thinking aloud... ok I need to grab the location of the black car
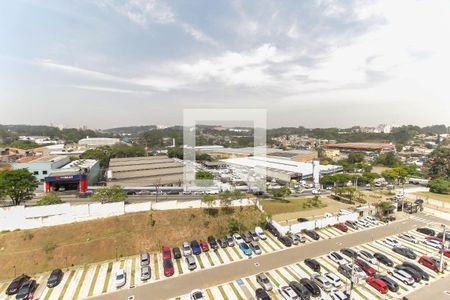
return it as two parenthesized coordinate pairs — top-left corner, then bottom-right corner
(345, 220), (358, 230)
(242, 232), (253, 243)
(266, 223), (280, 237)
(255, 288), (271, 300)
(299, 278), (321, 297)
(374, 252), (394, 267)
(297, 218), (309, 223)
(304, 230), (320, 240)
(47, 269), (63, 288)
(402, 262), (430, 281)
(207, 236), (219, 251)
(172, 247), (182, 259)
(304, 258), (321, 272)
(395, 265), (422, 283)
(6, 274), (30, 295)
(374, 274), (399, 292)
(437, 232), (450, 240)
(417, 227), (435, 236)
(340, 248), (357, 258)
(289, 281), (311, 300)
(278, 235), (293, 247)
(218, 237), (228, 248)
(15, 279), (36, 300)
(393, 246), (417, 259)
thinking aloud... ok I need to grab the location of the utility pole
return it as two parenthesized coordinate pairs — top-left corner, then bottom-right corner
(349, 256), (356, 299)
(440, 224), (446, 273)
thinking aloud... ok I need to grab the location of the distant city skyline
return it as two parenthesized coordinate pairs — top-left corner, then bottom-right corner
(1, 0), (449, 128)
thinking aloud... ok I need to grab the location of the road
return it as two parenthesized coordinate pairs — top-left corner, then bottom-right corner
(90, 216), (428, 300)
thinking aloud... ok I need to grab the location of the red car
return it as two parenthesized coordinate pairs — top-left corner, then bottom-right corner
(162, 258), (174, 277)
(439, 249), (450, 258)
(200, 241), (209, 252)
(366, 276), (388, 294)
(356, 259), (376, 276)
(334, 223), (348, 232)
(425, 236), (442, 242)
(419, 256), (445, 272)
(162, 246), (172, 260)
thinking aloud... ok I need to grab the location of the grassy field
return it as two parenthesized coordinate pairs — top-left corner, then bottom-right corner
(413, 192), (450, 203)
(261, 197), (327, 215)
(0, 207), (264, 280)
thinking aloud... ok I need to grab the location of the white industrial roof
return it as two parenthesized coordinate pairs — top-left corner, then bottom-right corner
(61, 159), (98, 169)
(221, 156), (342, 177)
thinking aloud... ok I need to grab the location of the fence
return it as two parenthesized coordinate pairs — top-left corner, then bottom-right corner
(0, 199), (254, 231)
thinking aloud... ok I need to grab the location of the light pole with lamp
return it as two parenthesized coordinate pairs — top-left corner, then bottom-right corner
(440, 224), (447, 273)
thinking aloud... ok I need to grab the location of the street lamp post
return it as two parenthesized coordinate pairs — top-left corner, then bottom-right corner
(13, 265), (16, 278)
(440, 224), (446, 273)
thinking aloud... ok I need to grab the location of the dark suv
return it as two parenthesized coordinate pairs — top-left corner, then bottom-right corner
(416, 227), (435, 236)
(6, 274), (30, 295)
(299, 278), (321, 297)
(207, 236), (219, 251)
(393, 246), (417, 259)
(289, 281), (310, 300)
(15, 279), (36, 300)
(47, 269), (64, 288)
(266, 223), (280, 237)
(304, 258), (321, 272)
(304, 230), (320, 240)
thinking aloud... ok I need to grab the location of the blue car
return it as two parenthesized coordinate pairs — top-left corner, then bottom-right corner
(239, 242), (253, 256)
(191, 240), (201, 255)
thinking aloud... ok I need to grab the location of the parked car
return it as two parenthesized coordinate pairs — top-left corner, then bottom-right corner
(226, 235), (235, 247)
(402, 261), (430, 281)
(328, 251), (347, 265)
(256, 273), (273, 291)
(345, 220), (358, 230)
(249, 241), (262, 255)
(299, 278), (321, 298)
(297, 217), (309, 223)
(249, 230), (260, 241)
(437, 232), (450, 240)
(218, 237), (228, 248)
(293, 234), (305, 243)
(233, 233), (244, 244)
(355, 259), (376, 276)
(416, 227), (435, 236)
(439, 249), (450, 258)
(366, 276), (388, 294)
(334, 223), (348, 232)
(358, 250), (377, 264)
(395, 265), (422, 283)
(311, 273), (332, 292)
(393, 246), (417, 259)
(162, 246), (172, 259)
(200, 241), (209, 252)
(356, 219), (368, 228)
(207, 236), (219, 250)
(304, 230), (320, 240)
(239, 242), (253, 256)
(324, 272), (342, 288)
(47, 269), (63, 288)
(242, 232), (253, 243)
(365, 216), (378, 225)
(140, 265), (151, 281)
(384, 237), (401, 247)
(191, 240), (201, 255)
(289, 234), (299, 245)
(399, 233), (418, 244)
(340, 248), (357, 258)
(422, 239), (442, 249)
(255, 226), (268, 240)
(172, 247), (182, 259)
(6, 274), (30, 295)
(115, 269), (126, 288)
(255, 288), (272, 300)
(418, 256), (445, 272)
(190, 289), (206, 300)
(140, 252), (150, 266)
(163, 258), (174, 277)
(266, 223), (280, 237)
(288, 281), (310, 300)
(15, 279), (36, 300)
(278, 286), (300, 300)
(304, 258), (321, 272)
(329, 289), (350, 300)
(278, 236), (293, 247)
(185, 255), (197, 270)
(182, 242), (192, 256)
(337, 264), (366, 281)
(373, 274), (399, 292)
(373, 252), (394, 267)
(388, 269), (415, 285)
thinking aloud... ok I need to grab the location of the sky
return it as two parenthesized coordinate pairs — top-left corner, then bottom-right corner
(0, 0), (449, 129)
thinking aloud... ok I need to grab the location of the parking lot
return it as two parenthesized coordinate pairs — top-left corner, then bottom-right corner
(172, 218), (450, 300)
(0, 215), (387, 300)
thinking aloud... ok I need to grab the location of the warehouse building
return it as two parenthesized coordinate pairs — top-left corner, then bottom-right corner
(12, 155), (71, 182)
(78, 137), (121, 148)
(107, 156), (183, 187)
(322, 142), (395, 154)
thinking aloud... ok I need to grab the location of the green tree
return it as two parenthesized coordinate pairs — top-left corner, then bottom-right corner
(424, 148), (450, 179)
(428, 177), (450, 194)
(270, 186), (291, 198)
(0, 169), (38, 205)
(37, 191), (62, 206)
(91, 185), (127, 203)
(348, 152), (365, 163)
(196, 170), (214, 180)
(381, 169), (399, 183)
(201, 194), (216, 210)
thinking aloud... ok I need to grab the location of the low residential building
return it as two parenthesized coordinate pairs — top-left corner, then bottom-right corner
(12, 155), (71, 182)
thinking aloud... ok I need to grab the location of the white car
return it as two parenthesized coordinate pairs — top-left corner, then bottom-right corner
(233, 233), (244, 244)
(328, 251), (347, 265)
(422, 239), (442, 249)
(311, 273), (333, 292)
(324, 272), (342, 288)
(384, 237), (401, 247)
(356, 219), (368, 228)
(190, 289), (206, 300)
(330, 288), (349, 300)
(364, 217), (378, 226)
(389, 269), (415, 285)
(312, 189), (321, 195)
(338, 209), (352, 216)
(115, 269), (126, 288)
(353, 265), (368, 280)
(279, 286), (299, 300)
(293, 234), (306, 243)
(358, 250), (377, 264)
(399, 233), (418, 244)
(255, 227), (267, 240)
(182, 242), (192, 256)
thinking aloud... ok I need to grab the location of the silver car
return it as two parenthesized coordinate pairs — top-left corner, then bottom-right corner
(226, 235), (235, 247)
(186, 255), (197, 270)
(256, 273), (273, 291)
(249, 241), (262, 255)
(182, 242), (192, 256)
(140, 252), (150, 266)
(140, 265), (151, 281)
(311, 272), (333, 292)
